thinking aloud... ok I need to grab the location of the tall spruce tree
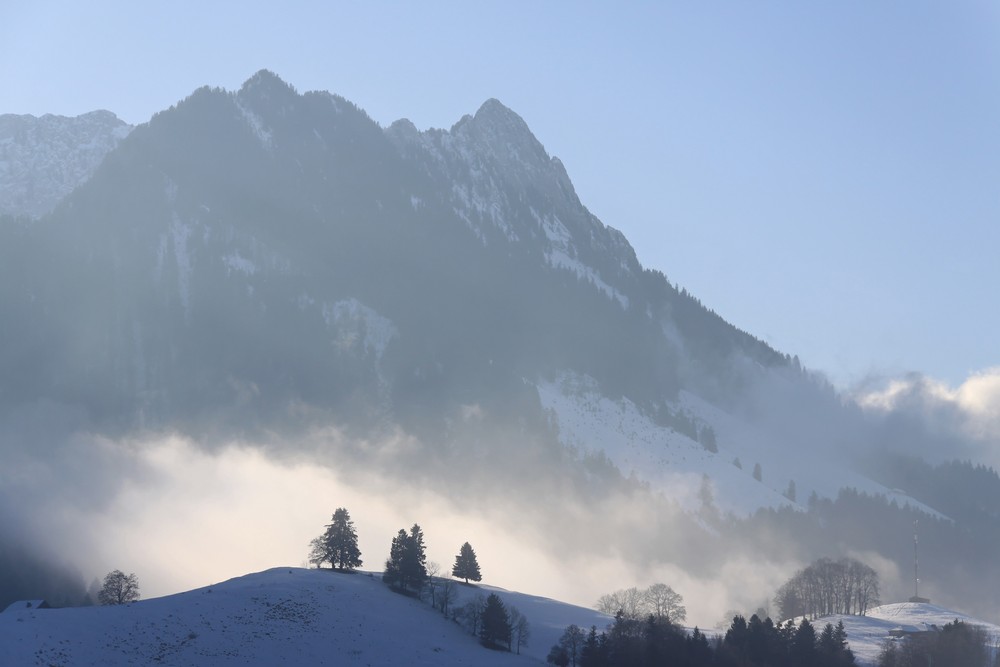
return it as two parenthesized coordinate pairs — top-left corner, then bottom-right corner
(383, 529), (408, 590)
(452, 541), (482, 583)
(480, 593), (512, 650)
(383, 523), (427, 594)
(309, 507), (362, 571)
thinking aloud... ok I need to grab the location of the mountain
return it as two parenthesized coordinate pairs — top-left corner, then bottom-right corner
(3, 71), (1000, 620)
(0, 110), (132, 218)
(0, 71), (809, 438)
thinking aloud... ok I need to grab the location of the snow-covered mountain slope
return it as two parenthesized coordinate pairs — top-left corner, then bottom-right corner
(538, 372), (945, 519)
(0, 110), (132, 218)
(386, 99), (639, 311)
(0, 567), (609, 666)
(819, 602), (1000, 666)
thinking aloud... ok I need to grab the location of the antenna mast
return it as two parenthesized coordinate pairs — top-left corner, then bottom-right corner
(909, 519), (930, 603)
(913, 519), (919, 599)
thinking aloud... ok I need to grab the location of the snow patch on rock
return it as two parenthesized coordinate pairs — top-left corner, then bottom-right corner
(236, 101), (273, 150)
(322, 298), (397, 362)
(222, 251), (256, 277)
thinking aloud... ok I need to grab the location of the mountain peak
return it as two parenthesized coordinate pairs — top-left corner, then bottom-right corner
(471, 98), (531, 134)
(241, 69), (290, 89)
(476, 97), (514, 116)
(238, 70), (297, 101)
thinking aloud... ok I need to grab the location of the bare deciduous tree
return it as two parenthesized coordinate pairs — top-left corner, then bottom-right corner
(595, 586), (645, 619)
(776, 557), (880, 619)
(509, 605), (530, 654)
(98, 569), (140, 606)
(596, 584), (687, 622)
(644, 583), (687, 622)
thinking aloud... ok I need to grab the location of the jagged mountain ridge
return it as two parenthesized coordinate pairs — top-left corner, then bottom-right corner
(0, 70), (796, 436)
(0, 110), (132, 218)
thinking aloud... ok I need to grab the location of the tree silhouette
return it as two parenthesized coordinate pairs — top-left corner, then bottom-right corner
(452, 541), (482, 583)
(309, 507), (362, 571)
(509, 605), (531, 654)
(383, 523), (427, 594)
(98, 570), (140, 605)
(480, 593), (512, 650)
(644, 583), (686, 622)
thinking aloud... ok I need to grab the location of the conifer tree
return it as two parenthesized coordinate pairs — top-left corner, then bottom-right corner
(383, 523), (427, 594)
(309, 507), (362, 571)
(407, 523), (428, 589)
(480, 593), (512, 650)
(792, 618), (817, 665)
(452, 541), (482, 583)
(383, 529), (408, 590)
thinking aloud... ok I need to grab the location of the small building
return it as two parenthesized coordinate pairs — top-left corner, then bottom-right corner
(888, 623), (939, 638)
(2, 600), (50, 613)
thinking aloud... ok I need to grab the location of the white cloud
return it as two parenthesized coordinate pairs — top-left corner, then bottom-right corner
(955, 368), (1000, 439)
(858, 367), (1000, 442)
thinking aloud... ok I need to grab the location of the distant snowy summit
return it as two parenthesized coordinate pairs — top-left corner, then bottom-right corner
(0, 110), (132, 218)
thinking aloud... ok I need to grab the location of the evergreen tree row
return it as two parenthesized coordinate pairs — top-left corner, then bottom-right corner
(877, 620), (993, 667)
(307, 509), (524, 655)
(305, 508), (483, 586)
(548, 613), (856, 667)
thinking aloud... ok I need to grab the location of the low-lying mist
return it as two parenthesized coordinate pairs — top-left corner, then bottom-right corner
(3, 367), (1000, 627)
(1, 407), (799, 628)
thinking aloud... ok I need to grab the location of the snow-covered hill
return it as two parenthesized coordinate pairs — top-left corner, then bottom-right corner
(0, 110), (132, 218)
(0, 567), (610, 666)
(5, 565), (994, 667)
(817, 602), (1000, 666)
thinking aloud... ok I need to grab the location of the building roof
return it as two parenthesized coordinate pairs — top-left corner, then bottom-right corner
(2, 600), (49, 613)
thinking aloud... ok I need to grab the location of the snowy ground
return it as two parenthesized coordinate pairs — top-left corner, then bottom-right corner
(537, 373), (945, 519)
(4, 566), (994, 667)
(809, 602), (1000, 666)
(0, 567), (609, 666)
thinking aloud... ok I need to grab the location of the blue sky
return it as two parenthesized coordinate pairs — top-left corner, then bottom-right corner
(3, 1), (998, 388)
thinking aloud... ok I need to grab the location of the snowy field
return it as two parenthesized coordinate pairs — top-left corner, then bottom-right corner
(3, 566), (996, 666)
(809, 602), (1000, 666)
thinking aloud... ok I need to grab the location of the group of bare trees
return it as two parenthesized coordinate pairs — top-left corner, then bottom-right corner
(595, 583), (687, 623)
(775, 557), (880, 620)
